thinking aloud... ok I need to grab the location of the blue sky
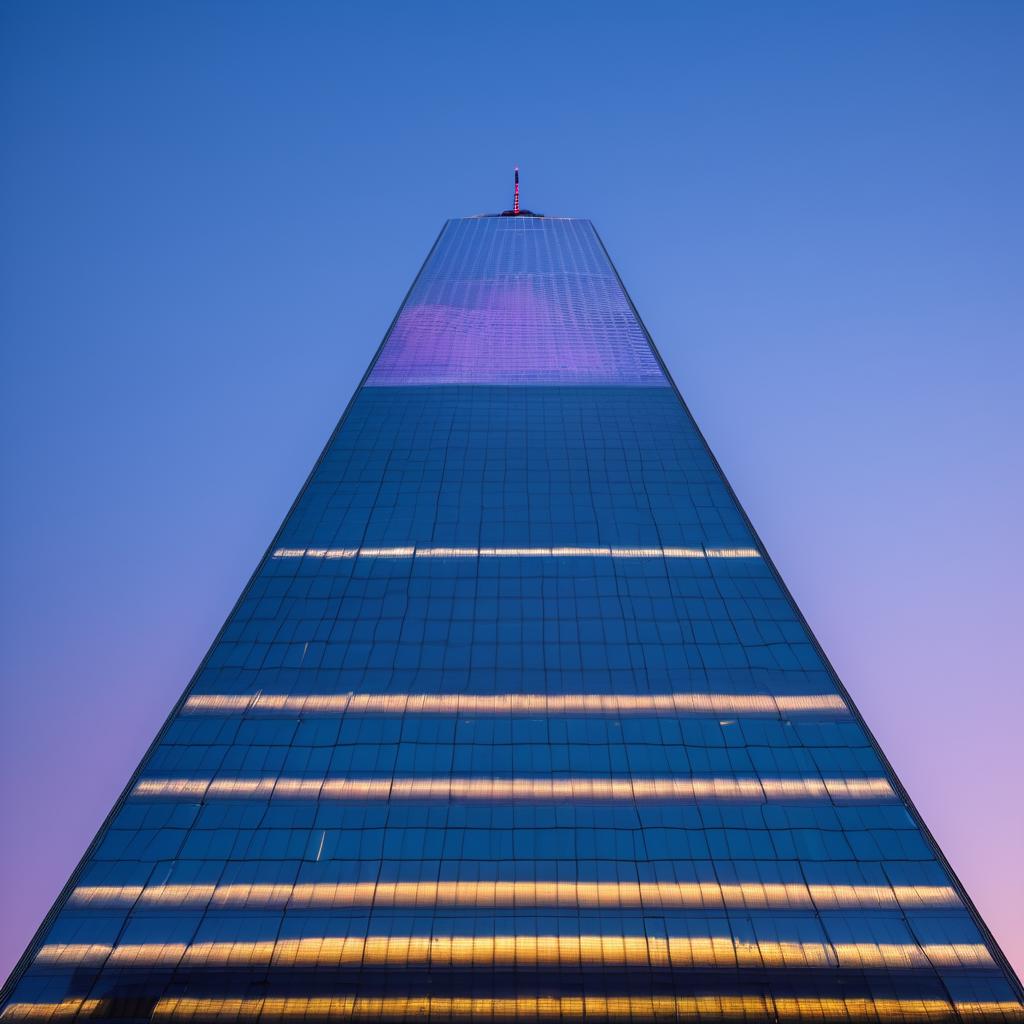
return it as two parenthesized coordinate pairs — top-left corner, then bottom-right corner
(1, 0), (1022, 979)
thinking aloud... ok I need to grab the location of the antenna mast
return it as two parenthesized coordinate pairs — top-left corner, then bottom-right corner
(499, 166), (539, 217)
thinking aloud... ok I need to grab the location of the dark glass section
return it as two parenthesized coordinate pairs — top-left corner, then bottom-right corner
(3, 217), (1020, 1023)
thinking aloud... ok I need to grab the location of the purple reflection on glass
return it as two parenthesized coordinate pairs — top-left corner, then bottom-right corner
(367, 217), (668, 387)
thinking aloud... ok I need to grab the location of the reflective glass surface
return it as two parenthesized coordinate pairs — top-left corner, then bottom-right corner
(3, 216), (1020, 1023)
(366, 218), (667, 386)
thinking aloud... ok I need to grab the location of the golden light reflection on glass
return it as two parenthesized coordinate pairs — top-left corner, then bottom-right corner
(68, 879), (960, 912)
(33, 935), (993, 971)
(5, 996), (1023, 1023)
(0, 1002), (104, 1021)
(131, 775), (894, 802)
(182, 692), (848, 717)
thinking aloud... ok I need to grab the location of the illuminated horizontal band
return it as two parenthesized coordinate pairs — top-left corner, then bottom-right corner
(69, 879), (960, 912)
(5, 996), (1022, 1023)
(183, 692), (848, 717)
(271, 546), (760, 560)
(132, 775), (894, 802)
(33, 935), (993, 971)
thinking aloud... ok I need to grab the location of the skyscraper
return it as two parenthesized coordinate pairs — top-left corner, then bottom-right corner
(3, 189), (1021, 1023)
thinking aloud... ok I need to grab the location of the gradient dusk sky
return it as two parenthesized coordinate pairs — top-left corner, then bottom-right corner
(1, 0), (1022, 982)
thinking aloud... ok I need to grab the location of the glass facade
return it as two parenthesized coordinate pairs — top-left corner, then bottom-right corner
(3, 214), (1020, 1023)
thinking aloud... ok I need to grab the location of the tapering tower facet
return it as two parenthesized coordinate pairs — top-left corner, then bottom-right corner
(3, 209), (1020, 1023)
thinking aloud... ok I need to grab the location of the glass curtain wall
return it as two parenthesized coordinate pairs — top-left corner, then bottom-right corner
(3, 215), (1021, 1023)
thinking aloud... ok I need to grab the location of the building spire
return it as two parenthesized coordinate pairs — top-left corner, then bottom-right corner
(498, 166), (540, 217)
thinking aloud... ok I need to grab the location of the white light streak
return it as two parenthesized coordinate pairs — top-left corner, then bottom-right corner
(182, 692), (848, 717)
(270, 546), (760, 561)
(131, 775), (894, 803)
